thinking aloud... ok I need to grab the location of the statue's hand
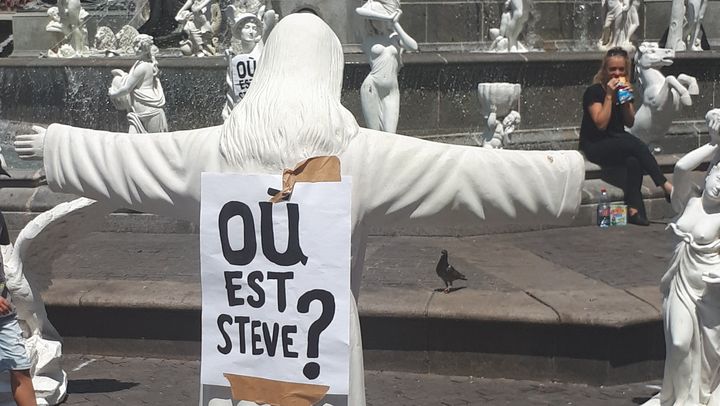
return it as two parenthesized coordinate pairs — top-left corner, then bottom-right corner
(392, 9), (402, 23)
(14, 125), (46, 161)
(706, 108), (720, 145)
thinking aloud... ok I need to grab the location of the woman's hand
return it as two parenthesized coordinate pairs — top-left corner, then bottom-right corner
(606, 77), (621, 93)
(0, 297), (12, 315)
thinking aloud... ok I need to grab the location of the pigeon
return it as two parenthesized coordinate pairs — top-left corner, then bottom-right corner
(435, 249), (467, 293)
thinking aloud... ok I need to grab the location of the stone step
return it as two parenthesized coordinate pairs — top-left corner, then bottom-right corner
(34, 224), (671, 385)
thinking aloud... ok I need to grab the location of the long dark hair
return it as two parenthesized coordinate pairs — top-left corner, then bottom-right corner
(592, 47), (632, 86)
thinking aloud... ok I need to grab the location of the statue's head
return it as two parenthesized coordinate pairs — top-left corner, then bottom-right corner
(220, 13), (359, 171)
(359, 0), (400, 16)
(231, 13), (261, 43)
(47, 6), (60, 21)
(636, 42), (674, 69)
(94, 26), (117, 51)
(132, 34), (155, 57)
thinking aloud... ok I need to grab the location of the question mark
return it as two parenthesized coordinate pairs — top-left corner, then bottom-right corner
(297, 289), (335, 380)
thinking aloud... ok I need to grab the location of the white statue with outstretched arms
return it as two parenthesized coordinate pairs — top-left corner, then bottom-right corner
(15, 13), (584, 405)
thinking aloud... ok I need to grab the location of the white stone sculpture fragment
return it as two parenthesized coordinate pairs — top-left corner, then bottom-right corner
(666, 0), (707, 51)
(2, 191), (112, 406)
(642, 109), (720, 406)
(597, 0), (641, 51)
(44, 0), (89, 57)
(221, 4), (277, 120)
(108, 34), (168, 133)
(475, 83), (522, 149)
(175, 0), (219, 56)
(116, 25), (140, 55)
(14, 14), (585, 405)
(488, 0), (531, 52)
(629, 42), (699, 147)
(93, 26), (119, 56)
(356, 0), (418, 134)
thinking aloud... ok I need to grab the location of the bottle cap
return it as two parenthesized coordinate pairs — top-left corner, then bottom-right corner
(601, 188), (607, 192)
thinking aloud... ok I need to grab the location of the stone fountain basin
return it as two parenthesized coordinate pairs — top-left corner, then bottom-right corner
(477, 82), (522, 117)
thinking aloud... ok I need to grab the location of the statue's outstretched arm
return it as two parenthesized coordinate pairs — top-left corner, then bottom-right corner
(17, 124), (224, 222)
(391, 11), (418, 52)
(175, 0), (193, 19)
(343, 129), (584, 233)
(672, 109), (720, 212)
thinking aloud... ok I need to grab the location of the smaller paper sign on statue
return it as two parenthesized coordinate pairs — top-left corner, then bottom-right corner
(230, 54), (257, 101)
(200, 173), (351, 406)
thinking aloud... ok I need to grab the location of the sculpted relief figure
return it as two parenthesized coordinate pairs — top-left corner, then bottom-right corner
(14, 14), (584, 405)
(45, 0), (89, 57)
(597, 0), (640, 51)
(629, 42), (698, 147)
(476, 83), (522, 149)
(108, 34), (168, 133)
(489, 0), (532, 52)
(666, 0), (707, 51)
(116, 25), (141, 55)
(93, 26), (119, 56)
(684, 0), (708, 51)
(175, 0), (219, 56)
(222, 4), (277, 120)
(356, 0), (418, 134)
(642, 109), (720, 406)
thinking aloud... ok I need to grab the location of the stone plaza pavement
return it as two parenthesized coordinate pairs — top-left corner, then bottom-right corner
(37, 219), (675, 386)
(60, 353), (662, 405)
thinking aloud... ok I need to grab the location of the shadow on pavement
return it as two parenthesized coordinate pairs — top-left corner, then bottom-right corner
(633, 395), (655, 404)
(67, 379), (139, 394)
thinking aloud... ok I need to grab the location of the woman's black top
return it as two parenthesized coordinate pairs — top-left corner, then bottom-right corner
(579, 83), (625, 149)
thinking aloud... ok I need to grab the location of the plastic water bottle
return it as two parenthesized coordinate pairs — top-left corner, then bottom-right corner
(597, 188), (611, 228)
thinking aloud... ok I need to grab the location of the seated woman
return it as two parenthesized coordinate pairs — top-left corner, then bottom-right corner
(579, 46), (673, 226)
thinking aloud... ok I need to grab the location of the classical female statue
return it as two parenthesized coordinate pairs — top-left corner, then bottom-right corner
(356, 0), (418, 134)
(597, 0), (640, 51)
(643, 108), (720, 405)
(108, 34), (168, 133)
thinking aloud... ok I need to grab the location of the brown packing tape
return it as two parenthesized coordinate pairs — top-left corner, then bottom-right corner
(270, 156), (341, 203)
(223, 373), (330, 406)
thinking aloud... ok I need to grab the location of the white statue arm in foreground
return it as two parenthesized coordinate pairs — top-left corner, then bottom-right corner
(15, 14), (583, 406)
(16, 124), (225, 222)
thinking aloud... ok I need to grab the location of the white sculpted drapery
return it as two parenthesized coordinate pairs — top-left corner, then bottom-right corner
(641, 109), (720, 406)
(17, 13), (584, 405)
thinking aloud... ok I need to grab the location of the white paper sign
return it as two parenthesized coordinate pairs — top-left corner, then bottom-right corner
(200, 173), (351, 405)
(230, 54), (257, 101)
